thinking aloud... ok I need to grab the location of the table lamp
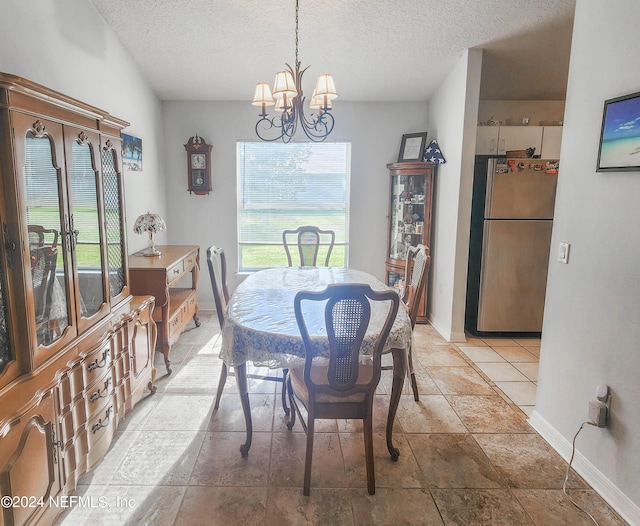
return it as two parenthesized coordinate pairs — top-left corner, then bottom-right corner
(133, 212), (166, 257)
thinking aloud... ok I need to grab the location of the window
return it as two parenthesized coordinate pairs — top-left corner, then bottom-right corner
(237, 141), (351, 271)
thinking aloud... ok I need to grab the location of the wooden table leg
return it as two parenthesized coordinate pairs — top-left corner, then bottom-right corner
(236, 362), (252, 457)
(386, 348), (405, 461)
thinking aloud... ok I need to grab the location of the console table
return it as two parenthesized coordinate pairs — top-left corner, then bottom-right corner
(129, 245), (201, 374)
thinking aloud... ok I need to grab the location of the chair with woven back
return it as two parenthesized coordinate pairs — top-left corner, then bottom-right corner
(282, 225), (335, 267)
(206, 246), (289, 412)
(400, 244), (431, 401)
(286, 283), (400, 495)
(28, 225), (59, 344)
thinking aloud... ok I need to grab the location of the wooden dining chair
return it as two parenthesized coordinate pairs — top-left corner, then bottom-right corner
(401, 244), (431, 401)
(28, 225), (59, 344)
(282, 225), (335, 267)
(286, 283), (399, 495)
(206, 246), (289, 412)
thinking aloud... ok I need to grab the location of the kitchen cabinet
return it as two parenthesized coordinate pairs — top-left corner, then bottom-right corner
(385, 162), (436, 322)
(476, 125), (562, 158)
(541, 126), (563, 158)
(0, 73), (156, 525)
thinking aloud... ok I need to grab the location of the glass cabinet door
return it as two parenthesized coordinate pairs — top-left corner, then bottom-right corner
(66, 128), (108, 325)
(18, 115), (73, 349)
(101, 140), (127, 301)
(388, 174), (427, 262)
(0, 245), (12, 375)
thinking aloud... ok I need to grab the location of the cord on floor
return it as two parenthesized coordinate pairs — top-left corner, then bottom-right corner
(563, 421), (600, 526)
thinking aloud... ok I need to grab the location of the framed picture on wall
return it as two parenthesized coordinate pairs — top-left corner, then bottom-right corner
(398, 132), (428, 162)
(122, 133), (143, 171)
(596, 91), (640, 172)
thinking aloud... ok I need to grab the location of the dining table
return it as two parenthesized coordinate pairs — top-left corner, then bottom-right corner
(220, 266), (413, 459)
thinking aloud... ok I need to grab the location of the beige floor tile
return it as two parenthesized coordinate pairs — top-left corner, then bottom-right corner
(408, 434), (506, 489)
(474, 434), (588, 490)
(457, 345), (506, 363)
(446, 395), (532, 434)
(207, 392), (276, 432)
(55, 484), (186, 526)
(175, 486), (267, 526)
(109, 430), (206, 486)
(351, 488), (443, 525)
(481, 337), (517, 347)
(524, 346), (541, 357)
(456, 337), (488, 347)
(513, 362), (539, 381)
(513, 338), (541, 347)
(512, 488), (628, 525)
(494, 381), (537, 406)
(265, 487), (354, 525)
(143, 394), (216, 431)
(414, 343), (468, 367)
(476, 362), (529, 382)
(493, 346), (539, 363)
(426, 366), (496, 396)
(431, 489), (533, 525)
(190, 431), (272, 486)
(396, 394), (467, 434)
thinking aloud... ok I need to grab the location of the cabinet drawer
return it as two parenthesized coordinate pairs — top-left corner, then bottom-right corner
(82, 343), (112, 388)
(168, 308), (184, 338)
(167, 261), (185, 283)
(84, 371), (113, 421)
(86, 401), (116, 471)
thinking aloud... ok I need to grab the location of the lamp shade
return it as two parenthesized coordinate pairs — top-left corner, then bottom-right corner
(310, 89), (332, 110)
(251, 82), (275, 107)
(314, 74), (337, 100)
(133, 212), (166, 234)
(272, 70), (297, 100)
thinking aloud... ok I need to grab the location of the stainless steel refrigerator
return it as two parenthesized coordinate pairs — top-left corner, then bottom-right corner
(467, 157), (558, 334)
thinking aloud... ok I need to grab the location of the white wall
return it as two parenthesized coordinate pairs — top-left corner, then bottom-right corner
(0, 0), (166, 254)
(426, 49), (483, 341)
(530, 1), (640, 521)
(162, 101), (428, 309)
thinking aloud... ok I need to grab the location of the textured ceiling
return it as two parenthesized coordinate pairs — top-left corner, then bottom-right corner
(88, 0), (575, 102)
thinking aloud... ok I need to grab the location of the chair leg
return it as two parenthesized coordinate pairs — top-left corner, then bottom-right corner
(286, 374), (296, 431)
(408, 344), (420, 402)
(214, 362), (228, 410)
(363, 412), (376, 495)
(281, 368), (290, 416)
(303, 417), (315, 496)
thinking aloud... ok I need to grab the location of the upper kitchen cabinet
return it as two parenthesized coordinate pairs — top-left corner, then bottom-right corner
(476, 125), (562, 158)
(541, 126), (563, 158)
(476, 126), (543, 155)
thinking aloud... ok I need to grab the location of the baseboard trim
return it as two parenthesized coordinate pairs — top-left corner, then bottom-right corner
(528, 410), (640, 525)
(426, 313), (466, 342)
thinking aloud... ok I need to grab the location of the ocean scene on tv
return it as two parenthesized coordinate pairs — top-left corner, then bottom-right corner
(599, 94), (640, 169)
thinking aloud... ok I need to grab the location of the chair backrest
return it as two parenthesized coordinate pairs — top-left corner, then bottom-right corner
(206, 246), (229, 329)
(401, 244), (431, 328)
(28, 225), (59, 320)
(283, 225), (336, 267)
(294, 283), (399, 395)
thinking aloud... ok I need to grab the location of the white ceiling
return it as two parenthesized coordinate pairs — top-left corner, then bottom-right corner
(88, 0), (575, 102)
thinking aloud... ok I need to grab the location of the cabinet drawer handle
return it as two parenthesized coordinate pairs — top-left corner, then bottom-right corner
(171, 317), (180, 327)
(91, 406), (113, 434)
(87, 349), (109, 371)
(89, 378), (111, 403)
(172, 267), (181, 275)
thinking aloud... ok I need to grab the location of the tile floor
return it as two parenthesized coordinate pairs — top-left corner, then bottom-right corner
(54, 314), (627, 525)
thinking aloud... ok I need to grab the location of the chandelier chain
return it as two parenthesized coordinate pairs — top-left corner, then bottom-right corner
(295, 0), (299, 66)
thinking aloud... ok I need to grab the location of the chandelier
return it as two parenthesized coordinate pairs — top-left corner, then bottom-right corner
(251, 0), (337, 143)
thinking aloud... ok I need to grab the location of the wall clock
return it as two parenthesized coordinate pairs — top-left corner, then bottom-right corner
(184, 134), (213, 195)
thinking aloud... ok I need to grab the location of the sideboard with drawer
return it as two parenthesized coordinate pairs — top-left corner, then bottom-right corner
(129, 245), (201, 374)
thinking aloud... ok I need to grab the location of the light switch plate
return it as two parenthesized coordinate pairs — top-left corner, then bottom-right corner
(558, 242), (570, 264)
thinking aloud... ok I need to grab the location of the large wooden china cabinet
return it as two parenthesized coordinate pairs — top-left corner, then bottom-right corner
(385, 161), (436, 322)
(0, 73), (156, 526)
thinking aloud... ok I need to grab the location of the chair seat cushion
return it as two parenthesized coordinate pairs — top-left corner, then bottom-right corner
(289, 365), (374, 404)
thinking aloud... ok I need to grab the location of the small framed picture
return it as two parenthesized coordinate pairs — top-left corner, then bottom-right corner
(398, 132), (428, 162)
(596, 91), (640, 172)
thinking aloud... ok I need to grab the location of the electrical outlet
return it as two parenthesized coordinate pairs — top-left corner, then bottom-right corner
(558, 242), (570, 264)
(589, 400), (607, 427)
